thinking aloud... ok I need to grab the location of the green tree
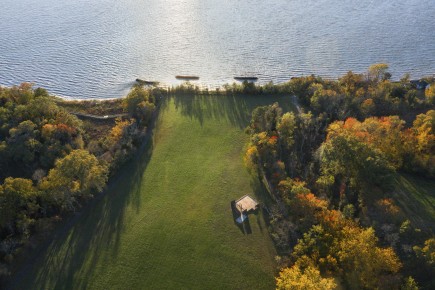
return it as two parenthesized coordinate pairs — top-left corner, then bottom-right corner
(247, 103), (282, 134)
(287, 75), (320, 107)
(309, 84), (345, 119)
(7, 120), (41, 165)
(123, 86), (156, 124)
(292, 225), (334, 263)
(40, 150), (108, 211)
(292, 112), (325, 175)
(339, 71), (365, 96)
(277, 178), (310, 204)
(0, 178), (39, 236)
(277, 112), (296, 149)
(401, 277), (419, 290)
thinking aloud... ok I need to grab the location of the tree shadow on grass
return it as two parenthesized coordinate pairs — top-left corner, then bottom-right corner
(391, 174), (435, 234)
(9, 111), (162, 290)
(170, 92), (295, 129)
(250, 174), (275, 234)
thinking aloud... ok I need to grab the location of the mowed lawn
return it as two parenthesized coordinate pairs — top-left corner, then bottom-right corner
(392, 173), (435, 233)
(13, 94), (295, 290)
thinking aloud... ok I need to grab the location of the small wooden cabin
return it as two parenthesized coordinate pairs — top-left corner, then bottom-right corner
(235, 195), (259, 213)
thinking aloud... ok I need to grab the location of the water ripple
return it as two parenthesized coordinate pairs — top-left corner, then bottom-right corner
(0, 0), (434, 99)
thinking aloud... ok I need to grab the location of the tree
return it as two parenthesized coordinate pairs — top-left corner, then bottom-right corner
(40, 150), (108, 211)
(309, 84), (346, 120)
(368, 63), (391, 82)
(289, 193), (328, 231)
(40, 123), (84, 168)
(425, 85), (435, 105)
(292, 225), (334, 264)
(247, 103), (282, 134)
(412, 110), (435, 153)
(402, 110), (435, 177)
(401, 277), (419, 290)
(339, 116), (405, 169)
(123, 86), (156, 124)
(0, 178), (39, 236)
(414, 238), (435, 267)
(7, 120), (41, 166)
(292, 223), (402, 289)
(277, 112), (296, 150)
(101, 118), (140, 170)
(339, 71), (365, 97)
(288, 75), (320, 107)
(317, 120), (395, 197)
(292, 112), (325, 176)
(276, 263), (336, 290)
(334, 226), (401, 289)
(277, 178), (310, 204)
(246, 131), (279, 176)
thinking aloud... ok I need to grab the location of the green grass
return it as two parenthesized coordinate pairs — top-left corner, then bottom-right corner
(13, 94), (295, 290)
(392, 173), (435, 233)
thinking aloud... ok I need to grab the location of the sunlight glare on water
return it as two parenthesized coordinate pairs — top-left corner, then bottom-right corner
(0, 0), (434, 99)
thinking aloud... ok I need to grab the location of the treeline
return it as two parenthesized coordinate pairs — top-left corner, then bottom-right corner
(169, 63), (434, 114)
(244, 66), (434, 289)
(286, 64), (434, 124)
(0, 84), (158, 282)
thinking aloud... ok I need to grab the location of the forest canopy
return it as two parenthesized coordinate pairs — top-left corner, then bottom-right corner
(244, 67), (434, 289)
(0, 83), (158, 282)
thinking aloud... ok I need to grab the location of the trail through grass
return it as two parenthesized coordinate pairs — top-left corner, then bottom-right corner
(13, 94), (295, 290)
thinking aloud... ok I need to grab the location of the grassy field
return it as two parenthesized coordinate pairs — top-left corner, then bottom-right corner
(13, 94), (295, 290)
(392, 173), (435, 233)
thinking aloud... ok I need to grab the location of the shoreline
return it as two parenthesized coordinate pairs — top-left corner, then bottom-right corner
(2, 72), (433, 101)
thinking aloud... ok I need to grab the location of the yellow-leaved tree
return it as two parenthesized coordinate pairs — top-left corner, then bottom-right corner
(425, 85), (435, 104)
(276, 263), (336, 290)
(334, 226), (402, 289)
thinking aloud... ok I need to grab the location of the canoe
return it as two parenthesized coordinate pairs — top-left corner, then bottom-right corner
(234, 76), (258, 81)
(175, 75), (200, 80)
(136, 78), (159, 86)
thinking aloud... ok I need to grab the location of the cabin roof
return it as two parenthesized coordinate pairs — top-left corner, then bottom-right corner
(235, 195), (259, 212)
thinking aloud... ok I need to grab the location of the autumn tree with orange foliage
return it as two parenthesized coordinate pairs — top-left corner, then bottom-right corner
(241, 71), (435, 289)
(340, 116), (405, 168)
(289, 193), (328, 231)
(291, 205), (402, 289)
(317, 118), (395, 200)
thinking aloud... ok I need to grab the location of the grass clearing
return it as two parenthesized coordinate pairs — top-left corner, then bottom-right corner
(392, 173), (435, 233)
(13, 94), (295, 290)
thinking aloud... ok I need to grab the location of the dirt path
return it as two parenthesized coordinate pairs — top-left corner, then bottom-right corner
(290, 95), (302, 114)
(71, 112), (128, 120)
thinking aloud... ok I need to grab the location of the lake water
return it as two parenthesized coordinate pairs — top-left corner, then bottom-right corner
(1, 0), (434, 99)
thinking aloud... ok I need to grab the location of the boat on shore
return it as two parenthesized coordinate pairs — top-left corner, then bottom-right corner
(175, 75), (200, 80)
(136, 78), (159, 86)
(234, 76), (258, 81)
